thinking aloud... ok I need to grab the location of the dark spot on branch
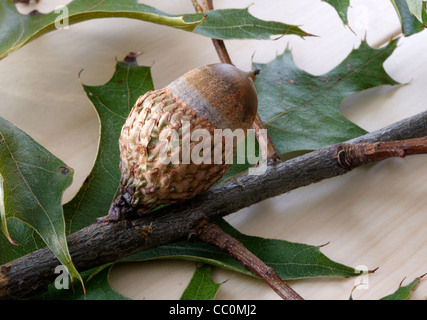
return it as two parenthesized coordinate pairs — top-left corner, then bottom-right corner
(334, 145), (352, 170)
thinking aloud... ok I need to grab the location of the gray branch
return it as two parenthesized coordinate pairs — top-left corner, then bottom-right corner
(1, 111), (426, 299)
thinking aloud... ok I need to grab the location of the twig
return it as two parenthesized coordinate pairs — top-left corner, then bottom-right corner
(211, 38), (233, 64)
(1, 111), (427, 299)
(191, 0), (203, 13)
(335, 137), (427, 169)
(191, 219), (303, 300)
(193, 0), (231, 65)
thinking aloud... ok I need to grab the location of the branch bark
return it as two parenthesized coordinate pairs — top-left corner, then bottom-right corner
(1, 111), (427, 299)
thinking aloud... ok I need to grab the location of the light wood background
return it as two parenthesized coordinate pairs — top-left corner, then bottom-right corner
(1, 0), (426, 300)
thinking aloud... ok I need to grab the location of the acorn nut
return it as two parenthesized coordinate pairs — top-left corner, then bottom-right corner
(106, 63), (258, 221)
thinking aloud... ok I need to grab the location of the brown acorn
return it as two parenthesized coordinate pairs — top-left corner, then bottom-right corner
(105, 63), (258, 221)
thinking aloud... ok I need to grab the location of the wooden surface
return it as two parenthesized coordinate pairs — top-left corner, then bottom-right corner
(1, 0), (426, 300)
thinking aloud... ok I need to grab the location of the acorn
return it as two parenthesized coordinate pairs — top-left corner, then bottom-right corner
(105, 63), (258, 221)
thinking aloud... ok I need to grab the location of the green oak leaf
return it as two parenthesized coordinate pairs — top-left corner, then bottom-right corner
(380, 275), (425, 300)
(63, 58), (154, 234)
(253, 39), (400, 155)
(0, 116), (82, 287)
(0, 0), (309, 61)
(323, 0), (350, 25)
(180, 264), (220, 300)
(391, 0), (427, 36)
(0, 0), (203, 61)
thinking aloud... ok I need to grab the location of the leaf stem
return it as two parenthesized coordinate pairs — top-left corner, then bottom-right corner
(193, 1), (232, 64)
(190, 219), (303, 300)
(211, 38), (233, 64)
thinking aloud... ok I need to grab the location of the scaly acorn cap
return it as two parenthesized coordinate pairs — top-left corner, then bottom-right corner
(109, 63), (258, 221)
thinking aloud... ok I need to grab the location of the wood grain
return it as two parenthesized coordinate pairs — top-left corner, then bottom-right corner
(0, 0), (426, 300)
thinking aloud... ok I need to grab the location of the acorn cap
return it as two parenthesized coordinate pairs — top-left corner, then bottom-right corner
(167, 63), (258, 131)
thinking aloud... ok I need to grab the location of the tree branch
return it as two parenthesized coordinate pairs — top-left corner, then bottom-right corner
(1, 111), (427, 299)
